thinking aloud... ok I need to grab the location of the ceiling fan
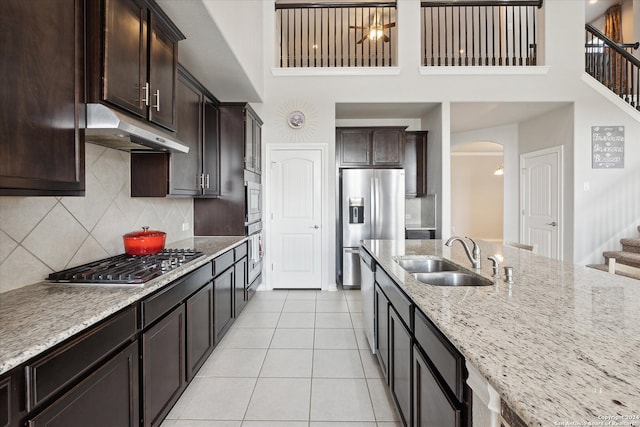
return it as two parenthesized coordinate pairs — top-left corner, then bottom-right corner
(349, 14), (396, 44)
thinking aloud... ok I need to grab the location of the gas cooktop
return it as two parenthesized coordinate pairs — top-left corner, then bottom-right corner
(48, 249), (204, 285)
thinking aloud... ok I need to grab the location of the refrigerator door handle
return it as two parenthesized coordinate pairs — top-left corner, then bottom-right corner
(370, 176), (376, 239)
(374, 176), (381, 238)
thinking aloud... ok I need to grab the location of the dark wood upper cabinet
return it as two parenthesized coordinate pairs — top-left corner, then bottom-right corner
(0, 0), (85, 196)
(148, 12), (179, 129)
(194, 103), (262, 236)
(102, 0), (147, 118)
(337, 127), (405, 168)
(131, 66), (220, 197)
(404, 131), (428, 197)
(88, 0), (184, 131)
(372, 129), (404, 165)
(202, 99), (220, 197)
(169, 70), (203, 196)
(244, 106), (263, 174)
(338, 128), (370, 166)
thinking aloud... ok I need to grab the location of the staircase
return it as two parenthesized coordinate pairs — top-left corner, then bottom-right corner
(585, 24), (640, 112)
(588, 226), (640, 280)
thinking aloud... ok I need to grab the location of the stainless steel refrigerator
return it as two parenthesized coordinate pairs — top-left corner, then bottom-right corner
(340, 169), (405, 288)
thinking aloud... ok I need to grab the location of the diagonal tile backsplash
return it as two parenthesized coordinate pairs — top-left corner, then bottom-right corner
(0, 144), (194, 293)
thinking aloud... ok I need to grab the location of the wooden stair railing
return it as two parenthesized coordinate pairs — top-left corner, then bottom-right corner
(585, 23), (640, 111)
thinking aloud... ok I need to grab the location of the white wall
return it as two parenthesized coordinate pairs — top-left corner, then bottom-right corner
(518, 105), (575, 262)
(451, 124), (519, 242)
(450, 154), (504, 241)
(258, 0), (640, 287)
(421, 105), (445, 238)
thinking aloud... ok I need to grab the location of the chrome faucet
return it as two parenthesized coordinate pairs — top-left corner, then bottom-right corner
(445, 236), (481, 269)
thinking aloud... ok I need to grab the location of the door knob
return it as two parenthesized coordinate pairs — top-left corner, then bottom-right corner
(310, 225), (320, 229)
(546, 221), (557, 227)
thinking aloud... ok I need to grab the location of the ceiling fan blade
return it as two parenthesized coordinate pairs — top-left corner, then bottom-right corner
(383, 22), (396, 29)
(382, 34), (390, 43)
(356, 34), (370, 44)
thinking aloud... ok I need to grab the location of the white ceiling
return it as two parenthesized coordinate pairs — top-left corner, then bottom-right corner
(158, 0), (260, 102)
(335, 101), (569, 133)
(335, 103), (440, 119)
(585, 0), (619, 24)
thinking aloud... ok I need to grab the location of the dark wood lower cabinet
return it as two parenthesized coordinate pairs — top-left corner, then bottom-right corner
(390, 308), (412, 426)
(234, 256), (248, 316)
(186, 282), (214, 382)
(375, 284), (389, 379)
(27, 341), (139, 427)
(214, 267), (234, 343)
(413, 345), (462, 427)
(3, 245), (252, 427)
(142, 305), (186, 427)
(0, 376), (10, 427)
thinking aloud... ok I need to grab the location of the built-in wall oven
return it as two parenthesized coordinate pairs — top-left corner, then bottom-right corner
(245, 177), (263, 298)
(246, 180), (262, 224)
(246, 221), (263, 299)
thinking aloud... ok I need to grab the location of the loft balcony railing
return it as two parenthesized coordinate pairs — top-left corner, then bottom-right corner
(585, 24), (640, 111)
(420, 0), (543, 66)
(276, 2), (397, 67)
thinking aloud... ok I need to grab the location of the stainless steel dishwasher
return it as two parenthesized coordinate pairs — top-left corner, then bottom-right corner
(359, 247), (375, 354)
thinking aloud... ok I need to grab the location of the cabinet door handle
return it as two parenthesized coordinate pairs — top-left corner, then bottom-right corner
(153, 90), (160, 111)
(200, 174), (205, 190)
(205, 174), (210, 189)
(142, 82), (149, 106)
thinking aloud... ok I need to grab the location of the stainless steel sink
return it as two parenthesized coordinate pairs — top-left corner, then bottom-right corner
(412, 271), (493, 287)
(395, 258), (459, 273)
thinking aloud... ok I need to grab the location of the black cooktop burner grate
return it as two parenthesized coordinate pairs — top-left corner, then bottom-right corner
(48, 249), (204, 285)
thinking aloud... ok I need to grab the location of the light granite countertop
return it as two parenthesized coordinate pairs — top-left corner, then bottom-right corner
(0, 236), (246, 376)
(362, 239), (640, 427)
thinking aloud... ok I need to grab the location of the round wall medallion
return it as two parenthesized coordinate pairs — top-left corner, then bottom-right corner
(287, 110), (306, 129)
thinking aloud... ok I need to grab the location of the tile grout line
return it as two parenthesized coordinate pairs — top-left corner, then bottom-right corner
(240, 296), (285, 424)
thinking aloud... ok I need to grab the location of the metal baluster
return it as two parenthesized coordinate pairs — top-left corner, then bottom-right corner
(471, 7), (476, 65)
(431, 8), (435, 65)
(464, 7), (469, 65)
(306, 8), (310, 67)
(518, 6), (523, 65)
(347, 8), (351, 67)
(483, 6), (488, 65)
(335, 7), (339, 68)
(491, 6), (496, 65)
(511, 6), (516, 65)
(526, 6), (530, 65)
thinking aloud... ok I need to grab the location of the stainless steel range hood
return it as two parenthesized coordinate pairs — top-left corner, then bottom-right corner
(85, 103), (190, 153)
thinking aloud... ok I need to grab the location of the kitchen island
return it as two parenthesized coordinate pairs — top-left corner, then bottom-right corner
(0, 236), (245, 375)
(362, 239), (640, 427)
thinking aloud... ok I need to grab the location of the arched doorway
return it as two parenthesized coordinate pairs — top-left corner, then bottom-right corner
(450, 141), (504, 242)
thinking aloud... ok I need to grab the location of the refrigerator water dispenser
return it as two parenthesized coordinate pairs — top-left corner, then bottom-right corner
(349, 198), (364, 224)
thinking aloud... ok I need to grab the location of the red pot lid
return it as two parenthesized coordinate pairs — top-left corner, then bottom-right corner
(123, 226), (166, 239)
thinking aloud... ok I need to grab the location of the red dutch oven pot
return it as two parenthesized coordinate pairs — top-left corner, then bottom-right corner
(123, 227), (166, 255)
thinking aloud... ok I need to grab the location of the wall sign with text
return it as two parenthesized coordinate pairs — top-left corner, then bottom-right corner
(592, 126), (624, 169)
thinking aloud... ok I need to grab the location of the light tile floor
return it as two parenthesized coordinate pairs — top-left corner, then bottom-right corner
(161, 289), (401, 427)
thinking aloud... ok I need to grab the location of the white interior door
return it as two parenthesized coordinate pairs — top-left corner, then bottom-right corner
(520, 146), (563, 259)
(270, 149), (323, 289)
